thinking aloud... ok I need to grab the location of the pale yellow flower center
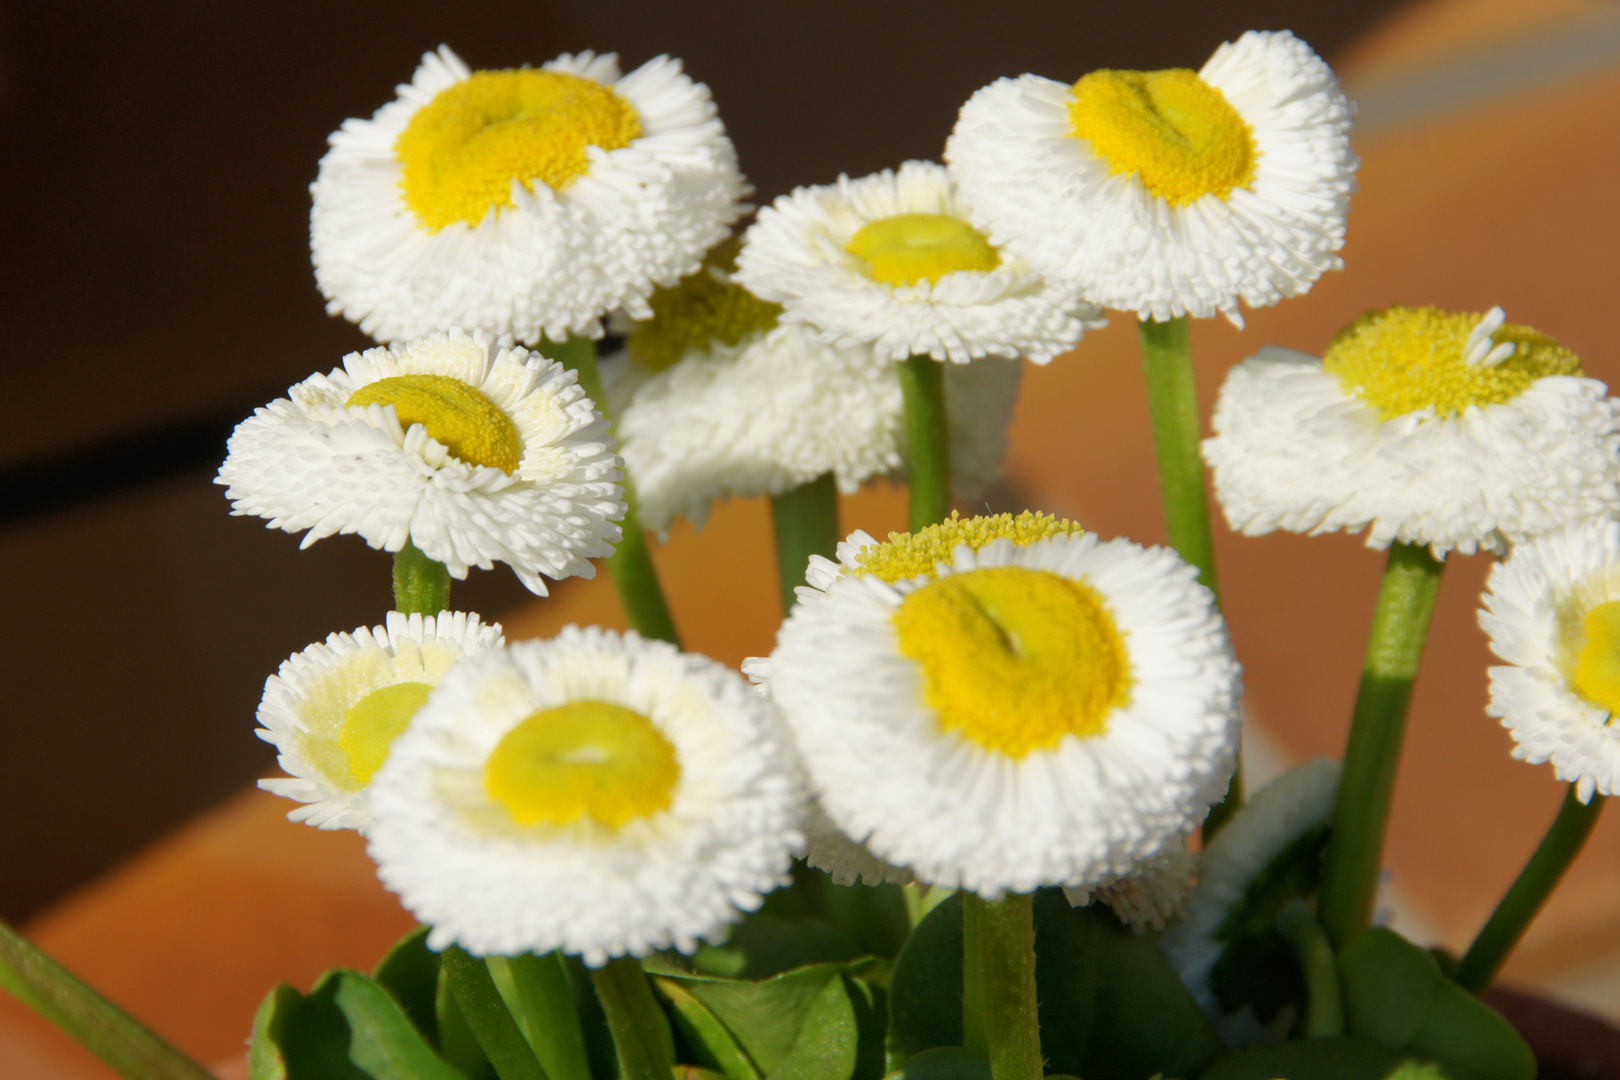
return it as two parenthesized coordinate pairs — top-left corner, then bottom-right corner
(628, 238), (782, 374)
(339, 681), (433, 786)
(851, 511), (1085, 584)
(348, 374), (522, 473)
(394, 69), (642, 232)
(1573, 601), (1620, 717)
(845, 213), (1001, 286)
(1322, 306), (1580, 420)
(894, 566), (1131, 757)
(1066, 68), (1256, 206)
(483, 701), (680, 829)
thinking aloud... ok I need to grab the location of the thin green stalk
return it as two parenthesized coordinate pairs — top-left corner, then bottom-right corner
(590, 957), (675, 1080)
(394, 539), (451, 615)
(1318, 542), (1446, 949)
(1455, 787), (1606, 993)
(540, 335), (680, 646)
(0, 918), (214, 1080)
(1136, 316), (1242, 838)
(1276, 899), (1344, 1038)
(770, 472), (840, 613)
(898, 353), (951, 532)
(493, 953), (594, 1080)
(962, 894), (1042, 1080)
(444, 947), (549, 1080)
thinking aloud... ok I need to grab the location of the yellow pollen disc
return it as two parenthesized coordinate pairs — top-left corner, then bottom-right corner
(1322, 306), (1581, 420)
(339, 682), (433, 787)
(395, 68), (642, 232)
(845, 213), (1001, 286)
(1573, 601), (1620, 717)
(628, 238), (783, 373)
(483, 701), (680, 829)
(894, 566), (1131, 757)
(1066, 68), (1256, 206)
(348, 373), (523, 472)
(853, 511), (1085, 584)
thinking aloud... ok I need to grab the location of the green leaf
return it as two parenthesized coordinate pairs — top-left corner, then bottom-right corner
(884, 1047), (990, 1080)
(770, 972), (859, 1080)
(823, 884), (914, 960)
(443, 946), (548, 1080)
(332, 970), (470, 1080)
(374, 926), (442, 1047)
(282, 972), (370, 1080)
(694, 917), (862, 979)
(439, 964), (497, 1080)
(1209, 823), (1329, 1024)
(248, 983), (302, 1080)
(844, 976), (887, 1080)
(1033, 891), (1223, 1080)
(652, 977), (760, 1080)
(493, 954), (594, 1080)
(887, 893), (964, 1059)
(1198, 1037), (1407, 1080)
(564, 955), (620, 1080)
(1338, 929), (1534, 1080)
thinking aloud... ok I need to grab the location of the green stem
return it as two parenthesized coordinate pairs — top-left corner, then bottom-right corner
(444, 947), (549, 1080)
(1455, 787), (1606, 994)
(540, 335), (680, 647)
(770, 473), (840, 613)
(962, 894), (1042, 1080)
(590, 958), (675, 1080)
(394, 539), (451, 615)
(494, 953), (594, 1080)
(898, 354), (951, 532)
(1136, 316), (1241, 839)
(0, 918), (214, 1080)
(1318, 542), (1446, 949)
(1276, 899), (1344, 1038)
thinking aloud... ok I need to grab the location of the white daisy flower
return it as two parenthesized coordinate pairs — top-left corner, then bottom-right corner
(1161, 757), (1340, 1047)
(733, 160), (1102, 364)
(365, 626), (805, 964)
(946, 30), (1356, 325)
(601, 244), (1021, 534)
(1480, 520), (1620, 803)
(757, 514), (1241, 898)
(311, 45), (748, 345)
(257, 611), (504, 833)
(1203, 305), (1620, 558)
(802, 800), (915, 887)
(218, 328), (624, 595)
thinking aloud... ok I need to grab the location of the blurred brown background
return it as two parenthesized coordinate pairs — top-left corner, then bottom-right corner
(8, 0), (1620, 1075)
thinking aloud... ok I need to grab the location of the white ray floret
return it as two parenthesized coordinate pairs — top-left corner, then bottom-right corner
(218, 328), (624, 595)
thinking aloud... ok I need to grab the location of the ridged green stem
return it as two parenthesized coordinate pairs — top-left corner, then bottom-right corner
(1277, 899), (1344, 1038)
(540, 335), (680, 646)
(0, 917), (214, 1080)
(770, 473), (840, 613)
(590, 958), (675, 1080)
(444, 946), (549, 1080)
(1136, 316), (1241, 838)
(961, 894), (1042, 1080)
(1455, 787), (1606, 993)
(898, 354), (951, 532)
(393, 539), (451, 615)
(1318, 542), (1445, 949)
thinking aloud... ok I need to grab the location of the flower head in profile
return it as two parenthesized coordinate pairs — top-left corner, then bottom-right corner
(218, 328), (624, 595)
(1203, 305), (1620, 557)
(734, 160), (1102, 364)
(365, 627), (805, 964)
(753, 513), (1241, 898)
(312, 46), (748, 344)
(603, 241), (1022, 534)
(947, 30), (1356, 325)
(1480, 520), (1620, 803)
(257, 611), (504, 832)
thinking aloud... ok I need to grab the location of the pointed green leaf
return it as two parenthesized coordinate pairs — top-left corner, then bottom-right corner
(374, 926), (442, 1047)
(248, 983), (303, 1080)
(844, 977), (887, 1080)
(652, 977), (760, 1080)
(564, 954), (620, 1080)
(887, 893), (964, 1059)
(332, 970), (470, 1080)
(770, 972), (858, 1080)
(885, 1048), (991, 1080)
(492, 954), (593, 1080)
(282, 972), (370, 1080)
(694, 917), (862, 980)
(1198, 1037), (1407, 1080)
(440, 963), (498, 1080)
(443, 947), (548, 1080)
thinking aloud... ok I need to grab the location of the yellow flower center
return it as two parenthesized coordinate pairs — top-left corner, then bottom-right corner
(1573, 601), (1620, 717)
(852, 511), (1085, 584)
(483, 701), (680, 829)
(1066, 68), (1256, 206)
(628, 238), (783, 374)
(339, 681), (433, 787)
(893, 566), (1131, 757)
(347, 373), (522, 472)
(1322, 306), (1581, 420)
(845, 213), (1001, 286)
(394, 68), (642, 232)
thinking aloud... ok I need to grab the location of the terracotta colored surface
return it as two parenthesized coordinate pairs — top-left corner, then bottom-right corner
(10, 1), (1620, 1075)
